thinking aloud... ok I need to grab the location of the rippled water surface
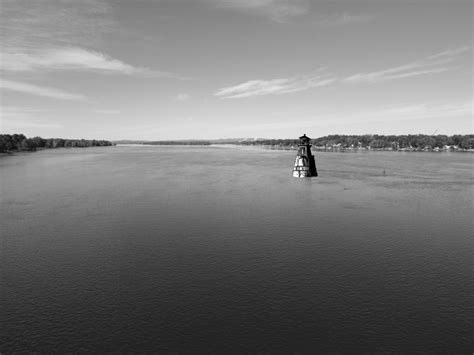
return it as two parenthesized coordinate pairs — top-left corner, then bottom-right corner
(1, 146), (472, 352)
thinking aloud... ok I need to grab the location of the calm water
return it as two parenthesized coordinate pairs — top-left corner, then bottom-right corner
(1, 146), (472, 353)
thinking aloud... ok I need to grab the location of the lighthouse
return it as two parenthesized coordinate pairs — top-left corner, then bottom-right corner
(292, 134), (317, 178)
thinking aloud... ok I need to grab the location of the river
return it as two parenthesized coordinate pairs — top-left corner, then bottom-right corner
(1, 146), (472, 352)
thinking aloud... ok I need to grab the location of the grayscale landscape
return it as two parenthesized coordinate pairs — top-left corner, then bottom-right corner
(1, 0), (472, 353)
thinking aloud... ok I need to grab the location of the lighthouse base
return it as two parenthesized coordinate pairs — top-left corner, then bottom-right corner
(292, 156), (317, 178)
(293, 167), (311, 178)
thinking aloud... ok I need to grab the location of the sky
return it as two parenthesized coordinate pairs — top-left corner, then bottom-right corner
(0, 0), (472, 140)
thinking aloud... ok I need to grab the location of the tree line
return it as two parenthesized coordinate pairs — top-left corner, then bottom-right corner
(0, 134), (114, 153)
(236, 134), (474, 150)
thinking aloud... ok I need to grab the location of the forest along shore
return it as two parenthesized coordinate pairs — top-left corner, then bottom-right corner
(228, 134), (474, 152)
(0, 134), (114, 154)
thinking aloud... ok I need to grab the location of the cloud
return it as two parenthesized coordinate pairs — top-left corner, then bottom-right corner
(0, 1), (186, 79)
(211, 0), (309, 23)
(215, 72), (334, 98)
(174, 93), (191, 101)
(1, 47), (184, 78)
(215, 46), (470, 99)
(0, 79), (87, 101)
(344, 46), (470, 84)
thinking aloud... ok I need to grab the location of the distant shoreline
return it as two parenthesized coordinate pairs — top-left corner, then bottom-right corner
(114, 134), (473, 152)
(114, 143), (473, 153)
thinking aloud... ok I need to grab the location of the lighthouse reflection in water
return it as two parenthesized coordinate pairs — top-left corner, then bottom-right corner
(293, 134), (318, 178)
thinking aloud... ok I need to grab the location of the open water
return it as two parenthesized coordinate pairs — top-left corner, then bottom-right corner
(1, 145), (472, 353)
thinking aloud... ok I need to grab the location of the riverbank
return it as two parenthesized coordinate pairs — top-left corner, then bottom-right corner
(0, 134), (114, 154)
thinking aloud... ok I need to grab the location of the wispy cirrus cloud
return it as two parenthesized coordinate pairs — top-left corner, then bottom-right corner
(0, 0), (186, 79)
(344, 46), (470, 84)
(215, 72), (334, 99)
(0, 79), (87, 101)
(211, 0), (310, 23)
(1, 46), (185, 78)
(215, 47), (470, 99)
